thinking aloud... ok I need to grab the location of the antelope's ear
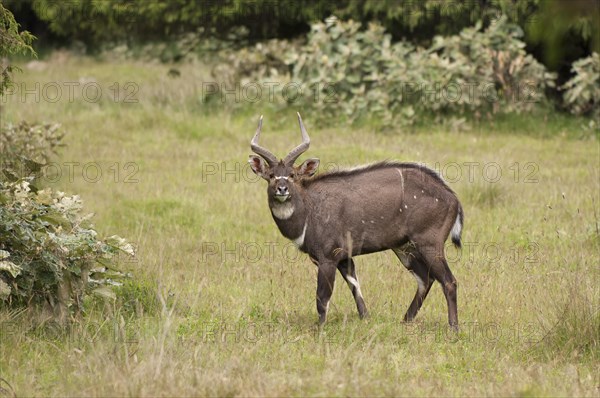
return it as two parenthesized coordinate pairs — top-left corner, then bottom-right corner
(298, 158), (320, 177)
(248, 155), (270, 180)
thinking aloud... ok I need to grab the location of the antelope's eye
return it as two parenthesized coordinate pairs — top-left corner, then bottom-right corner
(269, 173), (275, 179)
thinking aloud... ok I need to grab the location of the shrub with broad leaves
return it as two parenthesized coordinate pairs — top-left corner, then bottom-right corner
(425, 18), (556, 114)
(209, 16), (558, 128)
(561, 52), (600, 119)
(294, 16), (556, 127)
(0, 122), (134, 323)
(292, 17), (414, 126)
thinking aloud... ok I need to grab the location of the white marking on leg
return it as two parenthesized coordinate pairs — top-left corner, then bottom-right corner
(346, 274), (364, 299)
(293, 222), (307, 248)
(412, 272), (426, 295)
(271, 201), (294, 219)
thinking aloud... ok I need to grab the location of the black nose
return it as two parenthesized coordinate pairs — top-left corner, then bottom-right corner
(276, 186), (289, 195)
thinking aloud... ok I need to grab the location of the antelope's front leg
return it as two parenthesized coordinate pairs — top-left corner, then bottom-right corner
(339, 259), (368, 319)
(316, 260), (337, 325)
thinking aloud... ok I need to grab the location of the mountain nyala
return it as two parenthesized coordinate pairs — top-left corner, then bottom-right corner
(248, 113), (463, 330)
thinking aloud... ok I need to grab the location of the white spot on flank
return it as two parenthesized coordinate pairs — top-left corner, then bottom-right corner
(361, 220), (365, 224)
(435, 198), (439, 202)
(421, 190), (424, 193)
(293, 222), (308, 248)
(271, 201), (295, 220)
(413, 195), (417, 199)
(370, 220), (375, 224)
(404, 204), (408, 209)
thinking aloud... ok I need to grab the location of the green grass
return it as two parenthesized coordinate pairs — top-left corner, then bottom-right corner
(0, 52), (599, 396)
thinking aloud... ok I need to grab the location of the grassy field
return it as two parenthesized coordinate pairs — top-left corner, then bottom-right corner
(1, 52), (598, 396)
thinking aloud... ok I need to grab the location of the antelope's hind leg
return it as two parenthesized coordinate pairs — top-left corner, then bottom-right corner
(392, 246), (434, 322)
(337, 258), (368, 319)
(417, 245), (459, 331)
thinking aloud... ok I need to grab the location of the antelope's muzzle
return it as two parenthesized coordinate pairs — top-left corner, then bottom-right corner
(275, 185), (290, 202)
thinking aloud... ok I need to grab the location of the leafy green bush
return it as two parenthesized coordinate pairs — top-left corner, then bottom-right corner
(561, 52), (600, 119)
(210, 36), (297, 89)
(425, 17), (556, 114)
(0, 3), (35, 96)
(204, 31), (300, 110)
(0, 121), (63, 186)
(210, 16), (556, 128)
(292, 17), (413, 126)
(0, 122), (134, 323)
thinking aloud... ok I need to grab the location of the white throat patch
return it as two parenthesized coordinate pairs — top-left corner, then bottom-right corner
(271, 201), (295, 220)
(294, 222), (308, 248)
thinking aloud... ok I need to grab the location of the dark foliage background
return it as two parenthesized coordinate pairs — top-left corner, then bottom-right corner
(5, 0), (600, 83)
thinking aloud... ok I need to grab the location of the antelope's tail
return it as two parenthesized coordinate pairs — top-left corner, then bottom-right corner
(451, 203), (464, 249)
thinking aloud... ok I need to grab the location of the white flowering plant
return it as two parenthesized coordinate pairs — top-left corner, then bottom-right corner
(0, 122), (134, 322)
